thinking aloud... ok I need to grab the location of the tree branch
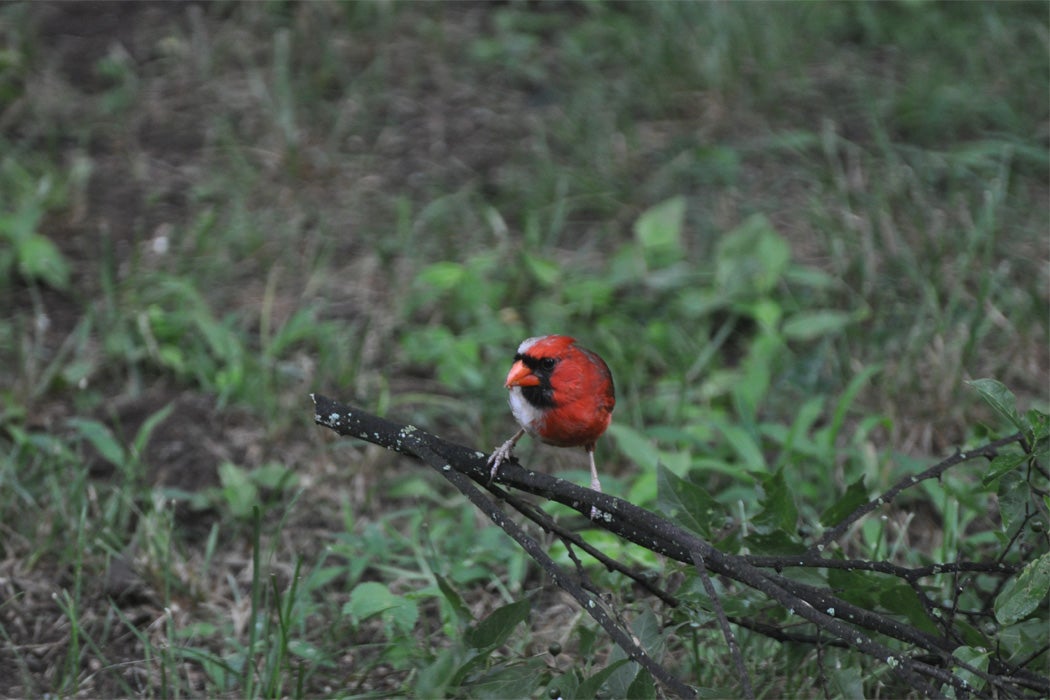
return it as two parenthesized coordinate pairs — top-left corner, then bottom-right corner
(312, 394), (1044, 699)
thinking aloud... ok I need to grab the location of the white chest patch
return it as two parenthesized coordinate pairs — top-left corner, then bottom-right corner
(508, 386), (544, 436)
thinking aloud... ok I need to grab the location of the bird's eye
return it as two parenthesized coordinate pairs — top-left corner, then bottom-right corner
(540, 357), (557, 371)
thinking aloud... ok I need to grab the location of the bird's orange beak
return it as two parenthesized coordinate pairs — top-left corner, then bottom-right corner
(505, 360), (541, 388)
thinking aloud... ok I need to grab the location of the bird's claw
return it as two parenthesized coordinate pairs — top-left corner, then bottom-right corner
(486, 441), (514, 486)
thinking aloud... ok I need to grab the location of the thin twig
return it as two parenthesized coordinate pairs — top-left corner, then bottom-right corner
(688, 547), (754, 700)
(814, 433), (1023, 550)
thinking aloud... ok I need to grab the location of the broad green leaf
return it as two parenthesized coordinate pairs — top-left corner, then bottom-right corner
(607, 608), (663, 697)
(576, 658), (631, 700)
(17, 232), (70, 289)
(951, 646), (991, 692)
(995, 553), (1050, 625)
(820, 476), (869, 527)
(968, 379), (1030, 439)
(752, 468), (798, 534)
(634, 196), (685, 268)
(981, 452), (1029, 486)
(1026, 408), (1049, 440)
(68, 418), (125, 467)
(607, 423), (661, 470)
(345, 581), (418, 634)
(626, 668), (656, 699)
(250, 461), (296, 491)
(657, 464), (719, 538)
(465, 598), (530, 650)
(997, 471), (1028, 537)
(827, 568), (883, 609)
(826, 665), (864, 700)
(345, 581), (396, 621)
(878, 582), (939, 634)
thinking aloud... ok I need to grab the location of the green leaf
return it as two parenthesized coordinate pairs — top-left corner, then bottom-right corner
(997, 471), (1028, 537)
(287, 639), (331, 665)
(417, 261), (466, 291)
(820, 476), (869, 527)
(1026, 408), (1049, 440)
(826, 568), (882, 608)
(68, 418), (125, 467)
(824, 364), (881, 448)
(743, 529), (805, 555)
(826, 665), (864, 700)
(657, 464), (719, 538)
(712, 419), (766, 470)
(251, 461), (296, 491)
(607, 424), (661, 470)
(576, 658), (632, 700)
(218, 462), (258, 519)
(995, 553), (1050, 625)
(17, 232), (70, 290)
(634, 196), (685, 268)
(967, 379), (1030, 439)
(466, 660), (546, 700)
(781, 310), (859, 341)
(435, 572), (474, 623)
(345, 581), (419, 635)
(752, 468), (798, 534)
(465, 598), (530, 650)
(878, 582), (939, 635)
(981, 452), (1030, 486)
(626, 668), (656, 699)
(951, 646), (991, 691)
(131, 403), (176, 461)
(523, 253), (560, 286)
(415, 647), (459, 697)
(732, 331), (779, 423)
(606, 608), (663, 697)
(345, 581), (396, 621)
(715, 214), (791, 297)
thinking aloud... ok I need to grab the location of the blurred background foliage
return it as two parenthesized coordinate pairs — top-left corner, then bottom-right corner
(0, 1), (1046, 697)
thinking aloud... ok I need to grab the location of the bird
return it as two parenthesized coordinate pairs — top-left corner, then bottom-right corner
(487, 335), (615, 514)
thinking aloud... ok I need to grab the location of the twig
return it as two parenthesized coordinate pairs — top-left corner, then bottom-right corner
(498, 488), (682, 608)
(688, 547), (754, 699)
(814, 433), (1023, 550)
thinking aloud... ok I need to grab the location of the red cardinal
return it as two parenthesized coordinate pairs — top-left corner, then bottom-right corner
(487, 335), (615, 507)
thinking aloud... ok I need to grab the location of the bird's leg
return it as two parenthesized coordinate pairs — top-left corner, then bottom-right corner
(588, 448), (603, 519)
(587, 449), (603, 493)
(487, 429), (525, 485)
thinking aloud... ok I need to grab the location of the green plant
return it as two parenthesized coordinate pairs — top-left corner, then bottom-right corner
(0, 155), (72, 290)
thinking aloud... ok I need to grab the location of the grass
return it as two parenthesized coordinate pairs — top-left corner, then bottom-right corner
(0, 1), (1047, 697)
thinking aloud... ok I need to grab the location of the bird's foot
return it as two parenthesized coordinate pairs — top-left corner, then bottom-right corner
(486, 440), (516, 485)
